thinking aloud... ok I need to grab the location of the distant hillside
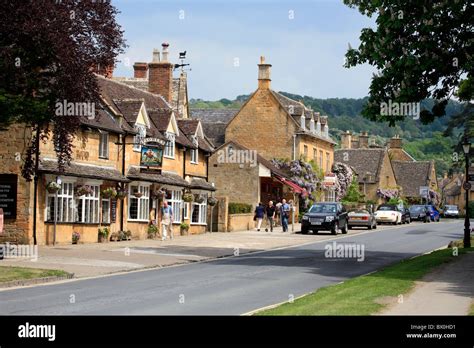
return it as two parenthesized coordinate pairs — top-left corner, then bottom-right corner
(190, 94), (465, 177)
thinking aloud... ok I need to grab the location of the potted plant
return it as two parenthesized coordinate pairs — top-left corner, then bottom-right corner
(133, 190), (143, 198)
(46, 181), (61, 194)
(147, 225), (158, 239)
(208, 197), (218, 206)
(183, 192), (194, 202)
(194, 194), (205, 204)
(72, 231), (80, 244)
(75, 185), (94, 197)
(151, 189), (166, 200)
(180, 222), (189, 236)
(98, 227), (109, 243)
(125, 230), (132, 240)
(101, 187), (117, 199)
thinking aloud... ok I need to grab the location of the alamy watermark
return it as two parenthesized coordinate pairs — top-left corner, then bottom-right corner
(324, 241), (365, 262)
(0, 243), (38, 261)
(217, 147), (257, 167)
(55, 99), (95, 119)
(380, 100), (420, 120)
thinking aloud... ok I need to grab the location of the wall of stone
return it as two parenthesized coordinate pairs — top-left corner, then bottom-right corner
(228, 213), (254, 232)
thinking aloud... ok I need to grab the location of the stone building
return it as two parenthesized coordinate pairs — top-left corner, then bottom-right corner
(0, 44), (215, 245)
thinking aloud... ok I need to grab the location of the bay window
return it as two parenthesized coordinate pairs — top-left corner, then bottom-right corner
(128, 184), (150, 221)
(46, 182), (75, 222)
(77, 185), (100, 223)
(191, 197), (207, 225)
(166, 189), (182, 223)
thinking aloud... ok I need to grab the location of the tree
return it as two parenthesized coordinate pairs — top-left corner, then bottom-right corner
(342, 177), (364, 203)
(344, 0), (473, 126)
(0, 0), (126, 179)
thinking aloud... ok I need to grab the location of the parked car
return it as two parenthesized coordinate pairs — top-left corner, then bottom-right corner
(443, 205), (460, 218)
(374, 204), (403, 225)
(400, 207), (411, 224)
(301, 202), (348, 235)
(425, 205), (441, 222)
(409, 205), (431, 223)
(347, 209), (377, 230)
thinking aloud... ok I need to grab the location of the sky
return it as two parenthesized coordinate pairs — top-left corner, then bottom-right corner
(113, 0), (376, 101)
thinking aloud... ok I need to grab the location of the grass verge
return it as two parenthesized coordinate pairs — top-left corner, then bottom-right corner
(257, 240), (474, 315)
(0, 266), (69, 284)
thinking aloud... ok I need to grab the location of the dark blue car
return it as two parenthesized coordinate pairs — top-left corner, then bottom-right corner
(425, 205), (440, 222)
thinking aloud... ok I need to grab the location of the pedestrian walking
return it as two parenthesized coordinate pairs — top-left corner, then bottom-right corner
(280, 199), (290, 232)
(275, 201), (282, 226)
(265, 200), (276, 232)
(254, 202), (265, 231)
(161, 201), (173, 240)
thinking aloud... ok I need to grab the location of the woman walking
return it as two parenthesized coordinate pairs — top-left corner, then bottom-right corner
(254, 202), (265, 231)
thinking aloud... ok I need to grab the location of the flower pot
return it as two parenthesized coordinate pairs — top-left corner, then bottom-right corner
(134, 192), (143, 198)
(180, 228), (189, 236)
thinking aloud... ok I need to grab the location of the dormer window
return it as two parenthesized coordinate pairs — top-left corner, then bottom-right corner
(133, 124), (146, 152)
(164, 132), (175, 158)
(300, 115), (306, 130)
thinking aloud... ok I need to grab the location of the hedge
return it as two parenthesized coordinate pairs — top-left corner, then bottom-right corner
(469, 201), (474, 218)
(228, 202), (253, 214)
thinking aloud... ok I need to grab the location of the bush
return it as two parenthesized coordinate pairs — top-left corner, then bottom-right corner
(228, 202), (252, 214)
(468, 201), (474, 218)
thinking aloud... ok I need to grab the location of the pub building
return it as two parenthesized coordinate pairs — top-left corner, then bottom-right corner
(0, 46), (216, 245)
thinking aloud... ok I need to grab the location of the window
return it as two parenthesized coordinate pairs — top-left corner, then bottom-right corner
(326, 152), (330, 172)
(128, 184), (150, 221)
(190, 148), (198, 164)
(133, 125), (146, 152)
(319, 150), (323, 168)
(303, 145), (308, 160)
(99, 132), (109, 159)
(101, 199), (110, 224)
(325, 188), (336, 202)
(183, 202), (189, 219)
(313, 148), (317, 161)
(77, 185), (100, 223)
(166, 189), (182, 223)
(164, 132), (175, 158)
(191, 197), (207, 224)
(46, 182), (75, 222)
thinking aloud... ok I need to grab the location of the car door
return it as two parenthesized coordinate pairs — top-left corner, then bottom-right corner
(339, 204), (348, 226)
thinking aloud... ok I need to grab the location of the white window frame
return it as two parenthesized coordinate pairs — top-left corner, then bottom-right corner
(133, 124), (146, 152)
(77, 184), (100, 223)
(183, 202), (190, 219)
(191, 197), (207, 225)
(45, 181), (76, 223)
(127, 183), (150, 221)
(99, 131), (109, 159)
(190, 148), (198, 164)
(167, 189), (182, 223)
(101, 198), (110, 224)
(164, 132), (175, 159)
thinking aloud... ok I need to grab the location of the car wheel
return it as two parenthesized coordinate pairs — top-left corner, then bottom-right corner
(437, 216), (440, 222)
(341, 223), (348, 234)
(301, 227), (308, 234)
(348, 225), (353, 230)
(373, 223), (377, 229)
(331, 223), (338, 235)
(313, 230), (318, 235)
(392, 219), (397, 225)
(368, 224), (372, 230)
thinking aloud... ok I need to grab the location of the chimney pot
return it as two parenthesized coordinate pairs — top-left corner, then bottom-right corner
(161, 43), (170, 62)
(133, 62), (148, 79)
(258, 56), (271, 89)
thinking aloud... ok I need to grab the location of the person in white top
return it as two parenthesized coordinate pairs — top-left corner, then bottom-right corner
(161, 201), (173, 241)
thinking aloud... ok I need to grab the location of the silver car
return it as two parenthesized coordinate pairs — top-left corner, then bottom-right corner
(443, 205), (459, 218)
(348, 209), (377, 230)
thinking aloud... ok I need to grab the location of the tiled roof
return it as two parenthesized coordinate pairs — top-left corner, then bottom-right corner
(177, 119), (199, 135)
(201, 123), (227, 147)
(79, 106), (123, 134)
(334, 149), (386, 184)
(190, 108), (240, 124)
(127, 167), (189, 187)
(391, 161), (432, 197)
(112, 77), (149, 92)
(112, 99), (143, 125)
(189, 177), (216, 191)
(39, 158), (129, 182)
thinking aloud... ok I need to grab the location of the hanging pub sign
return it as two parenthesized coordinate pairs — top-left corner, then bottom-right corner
(141, 146), (163, 167)
(0, 174), (17, 219)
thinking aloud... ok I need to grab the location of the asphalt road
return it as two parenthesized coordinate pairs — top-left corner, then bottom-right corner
(0, 220), (465, 315)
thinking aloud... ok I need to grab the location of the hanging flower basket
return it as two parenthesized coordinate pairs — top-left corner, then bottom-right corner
(194, 194), (205, 204)
(101, 187), (117, 199)
(75, 185), (94, 197)
(115, 189), (126, 200)
(208, 197), (218, 206)
(151, 189), (166, 200)
(133, 191), (143, 198)
(183, 192), (194, 202)
(46, 181), (61, 194)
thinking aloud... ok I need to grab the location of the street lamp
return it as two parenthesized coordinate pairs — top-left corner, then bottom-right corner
(462, 136), (471, 248)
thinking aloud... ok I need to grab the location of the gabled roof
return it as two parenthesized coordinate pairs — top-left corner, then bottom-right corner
(334, 148), (386, 184)
(112, 99), (144, 125)
(391, 161), (433, 197)
(177, 119), (199, 135)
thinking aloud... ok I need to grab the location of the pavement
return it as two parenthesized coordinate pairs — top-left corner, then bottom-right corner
(380, 250), (474, 315)
(0, 219), (467, 315)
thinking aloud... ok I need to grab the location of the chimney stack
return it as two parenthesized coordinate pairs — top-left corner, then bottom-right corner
(148, 43), (173, 102)
(133, 62), (148, 78)
(359, 131), (369, 148)
(340, 130), (352, 149)
(389, 135), (403, 149)
(258, 56), (271, 89)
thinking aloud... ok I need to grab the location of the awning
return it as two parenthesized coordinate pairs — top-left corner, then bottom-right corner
(274, 175), (305, 194)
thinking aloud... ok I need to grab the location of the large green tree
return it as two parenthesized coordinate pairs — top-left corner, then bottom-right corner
(344, 0), (473, 127)
(0, 0), (126, 179)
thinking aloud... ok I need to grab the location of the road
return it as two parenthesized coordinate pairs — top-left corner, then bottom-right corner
(0, 220), (465, 315)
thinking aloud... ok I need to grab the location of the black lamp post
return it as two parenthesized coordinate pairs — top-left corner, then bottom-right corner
(462, 136), (471, 248)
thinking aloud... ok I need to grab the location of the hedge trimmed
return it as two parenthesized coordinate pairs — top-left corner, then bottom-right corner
(228, 202), (253, 214)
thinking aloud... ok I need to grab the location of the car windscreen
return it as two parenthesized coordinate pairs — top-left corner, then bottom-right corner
(309, 204), (336, 213)
(377, 206), (396, 211)
(350, 210), (369, 214)
(445, 205), (458, 210)
(410, 206), (424, 212)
